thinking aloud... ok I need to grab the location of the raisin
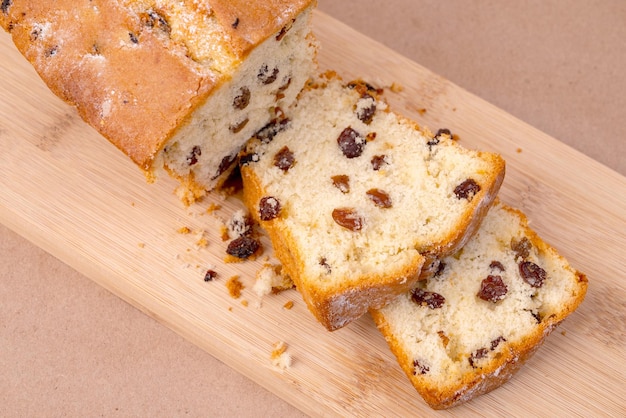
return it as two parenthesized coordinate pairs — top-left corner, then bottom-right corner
(410, 288), (445, 309)
(519, 261), (547, 288)
(239, 152), (259, 166)
(427, 128), (451, 147)
(233, 86), (250, 110)
(413, 359), (429, 375)
(232, 17), (240, 29)
(30, 27), (41, 41)
(186, 146), (201, 166)
(490, 336), (506, 350)
(477, 275), (508, 302)
(204, 269), (218, 282)
(454, 178), (481, 200)
(511, 237), (532, 260)
(332, 208), (364, 231)
(433, 261), (447, 277)
(259, 196), (281, 221)
(331, 175), (350, 193)
(142, 10), (171, 34)
(129, 32), (138, 44)
(273, 146), (295, 171)
(489, 260), (506, 271)
(469, 348), (488, 368)
(275, 19), (294, 41)
(45, 46), (59, 57)
(337, 127), (365, 158)
(258, 64), (279, 85)
(371, 155), (387, 171)
(229, 118), (249, 134)
(226, 236), (260, 259)
(211, 154), (236, 180)
(356, 93), (376, 124)
(254, 118), (290, 144)
(319, 257), (332, 274)
(366, 188), (392, 208)
(1, 0), (11, 14)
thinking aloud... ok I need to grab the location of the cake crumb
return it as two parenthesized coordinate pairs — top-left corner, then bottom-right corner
(177, 226), (191, 234)
(417, 108), (427, 115)
(283, 300), (294, 310)
(138, 242), (145, 248)
(220, 224), (230, 241)
(253, 263), (294, 297)
(561, 330), (567, 336)
(389, 82), (404, 93)
(204, 269), (218, 282)
(206, 203), (222, 213)
(196, 237), (209, 248)
(517, 147), (523, 153)
(226, 275), (244, 298)
(271, 341), (292, 370)
(241, 299), (249, 307)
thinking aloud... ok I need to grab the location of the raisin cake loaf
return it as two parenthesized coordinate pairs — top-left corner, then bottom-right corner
(0, 0), (318, 204)
(370, 201), (588, 409)
(239, 73), (505, 331)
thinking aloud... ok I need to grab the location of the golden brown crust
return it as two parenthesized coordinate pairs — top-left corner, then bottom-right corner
(211, 0), (316, 57)
(0, 0), (315, 170)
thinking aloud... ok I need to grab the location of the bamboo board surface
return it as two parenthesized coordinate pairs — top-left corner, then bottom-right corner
(1, 10), (625, 417)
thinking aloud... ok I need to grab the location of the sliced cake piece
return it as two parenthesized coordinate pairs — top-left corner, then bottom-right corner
(239, 72), (505, 330)
(370, 201), (588, 409)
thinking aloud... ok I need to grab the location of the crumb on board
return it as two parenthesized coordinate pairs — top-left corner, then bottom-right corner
(204, 269), (218, 282)
(417, 108), (427, 115)
(226, 275), (244, 298)
(253, 263), (294, 297)
(271, 341), (292, 370)
(241, 299), (249, 307)
(389, 82), (404, 93)
(138, 242), (145, 248)
(517, 147), (523, 153)
(220, 224), (230, 241)
(206, 203), (222, 213)
(283, 300), (294, 310)
(177, 226), (191, 234)
(196, 237), (208, 248)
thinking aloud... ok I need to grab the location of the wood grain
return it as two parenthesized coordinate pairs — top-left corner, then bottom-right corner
(1, 10), (625, 416)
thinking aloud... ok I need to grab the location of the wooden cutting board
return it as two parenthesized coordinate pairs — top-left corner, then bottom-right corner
(1, 10), (625, 416)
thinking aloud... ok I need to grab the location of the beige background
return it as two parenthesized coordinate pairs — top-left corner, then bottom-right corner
(1, 1), (624, 416)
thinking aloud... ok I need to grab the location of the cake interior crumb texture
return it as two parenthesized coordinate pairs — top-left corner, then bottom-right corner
(371, 201), (588, 409)
(241, 73), (505, 330)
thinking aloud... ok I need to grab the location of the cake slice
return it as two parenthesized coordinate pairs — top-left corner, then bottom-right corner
(239, 73), (505, 330)
(370, 201), (588, 409)
(1, 0), (318, 204)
